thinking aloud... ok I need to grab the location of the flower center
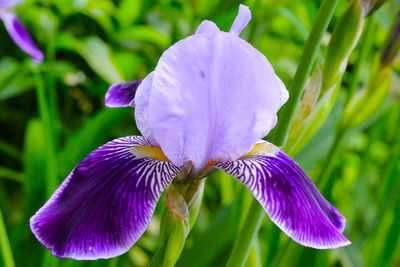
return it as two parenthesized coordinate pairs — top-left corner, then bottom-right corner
(130, 145), (170, 162)
(245, 142), (280, 157)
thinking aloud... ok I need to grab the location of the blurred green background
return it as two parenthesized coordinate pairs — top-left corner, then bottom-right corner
(1, 0), (400, 266)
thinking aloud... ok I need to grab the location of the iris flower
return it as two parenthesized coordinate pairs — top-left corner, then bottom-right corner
(0, 0), (43, 63)
(30, 5), (350, 260)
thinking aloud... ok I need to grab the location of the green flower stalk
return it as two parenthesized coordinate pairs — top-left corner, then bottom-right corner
(341, 12), (400, 130)
(227, 1), (340, 266)
(285, 0), (383, 156)
(319, 11), (400, 191)
(321, 0), (364, 93)
(150, 179), (205, 267)
(231, 1), (389, 266)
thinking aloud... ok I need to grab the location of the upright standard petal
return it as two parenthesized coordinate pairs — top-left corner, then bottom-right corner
(30, 136), (179, 260)
(0, 12), (44, 63)
(134, 73), (159, 146)
(215, 142), (350, 249)
(229, 4), (251, 36)
(0, 0), (20, 8)
(141, 30), (288, 169)
(105, 80), (142, 108)
(196, 20), (220, 38)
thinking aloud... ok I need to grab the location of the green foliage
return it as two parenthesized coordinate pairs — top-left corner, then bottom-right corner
(0, 0), (399, 267)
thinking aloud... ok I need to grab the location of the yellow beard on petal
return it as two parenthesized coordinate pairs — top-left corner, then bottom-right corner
(130, 145), (170, 162)
(245, 142), (280, 157)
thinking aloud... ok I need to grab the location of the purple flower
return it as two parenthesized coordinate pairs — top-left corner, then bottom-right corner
(30, 5), (350, 260)
(0, 0), (44, 63)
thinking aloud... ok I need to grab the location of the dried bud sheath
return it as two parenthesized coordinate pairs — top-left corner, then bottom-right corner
(361, 0), (388, 16)
(380, 12), (400, 67)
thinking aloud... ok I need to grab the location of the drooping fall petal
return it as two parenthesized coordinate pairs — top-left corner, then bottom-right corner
(215, 142), (350, 249)
(30, 136), (179, 259)
(0, 12), (43, 63)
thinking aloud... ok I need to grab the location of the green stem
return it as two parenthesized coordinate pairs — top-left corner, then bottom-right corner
(33, 68), (59, 267)
(226, 1), (339, 266)
(226, 201), (264, 267)
(318, 16), (376, 195)
(317, 128), (347, 193)
(271, 0), (340, 147)
(0, 208), (15, 267)
(347, 15), (375, 103)
(150, 180), (205, 267)
(46, 36), (59, 149)
(34, 69), (58, 197)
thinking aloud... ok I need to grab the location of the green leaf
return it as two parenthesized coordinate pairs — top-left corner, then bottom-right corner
(55, 34), (125, 84)
(335, 246), (366, 267)
(278, 8), (309, 40)
(23, 119), (47, 216)
(0, 60), (34, 101)
(117, 0), (142, 26)
(0, 167), (25, 183)
(81, 36), (125, 84)
(117, 26), (170, 48)
(341, 66), (391, 129)
(0, 58), (18, 86)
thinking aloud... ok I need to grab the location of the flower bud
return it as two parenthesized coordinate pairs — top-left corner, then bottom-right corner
(361, 0), (388, 16)
(286, 0), (366, 156)
(341, 12), (400, 129)
(322, 0), (364, 92)
(150, 180), (205, 267)
(341, 66), (391, 129)
(380, 12), (400, 67)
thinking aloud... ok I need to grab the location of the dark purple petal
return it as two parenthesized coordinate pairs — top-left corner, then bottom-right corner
(105, 80), (142, 108)
(30, 136), (179, 260)
(0, 12), (44, 63)
(216, 143), (350, 249)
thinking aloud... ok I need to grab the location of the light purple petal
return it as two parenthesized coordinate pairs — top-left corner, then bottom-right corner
(229, 4), (251, 36)
(0, 0), (20, 9)
(196, 20), (220, 38)
(215, 142), (350, 249)
(134, 73), (159, 146)
(30, 136), (179, 260)
(105, 80), (142, 108)
(139, 24), (288, 169)
(0, 12), (44, 63)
